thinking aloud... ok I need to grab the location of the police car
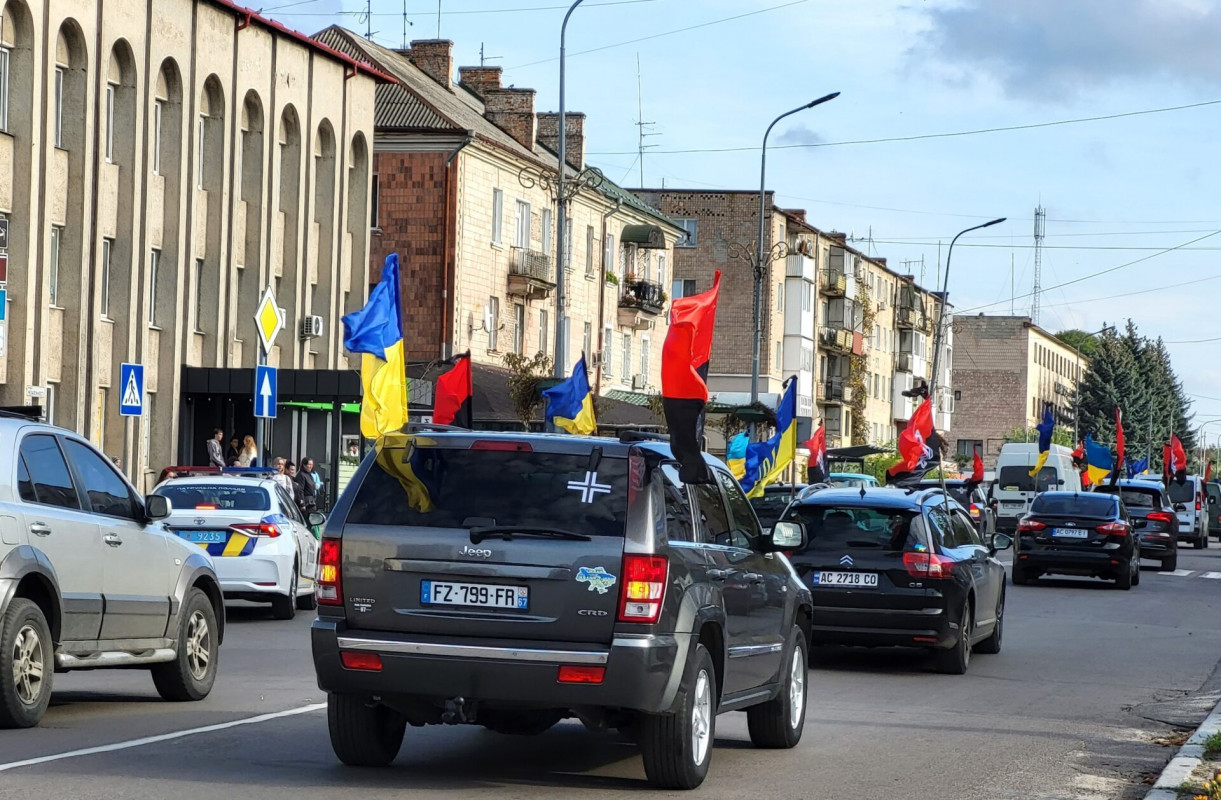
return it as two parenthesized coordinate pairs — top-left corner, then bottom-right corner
(152, 469), (322, 620)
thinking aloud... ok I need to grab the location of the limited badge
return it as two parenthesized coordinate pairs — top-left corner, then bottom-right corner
(567, 471), (612, 503)
(576, 566), (617, 594)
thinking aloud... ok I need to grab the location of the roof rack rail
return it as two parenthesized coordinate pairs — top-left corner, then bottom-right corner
(404, 422), (469, 434)
(0, 406), (44, 421)
(619, 430), (670, 444)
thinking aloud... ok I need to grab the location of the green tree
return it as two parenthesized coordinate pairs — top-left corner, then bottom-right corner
(1075, 325), (1138, 445)
(1055, 329), (1101, 358)
(1002, 425), (1073, 448)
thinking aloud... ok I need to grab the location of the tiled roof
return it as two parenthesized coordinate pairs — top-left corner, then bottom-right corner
(374, 83), (455, 130)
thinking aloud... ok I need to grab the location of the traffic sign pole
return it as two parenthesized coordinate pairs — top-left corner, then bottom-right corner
(253, 286), (284, 466)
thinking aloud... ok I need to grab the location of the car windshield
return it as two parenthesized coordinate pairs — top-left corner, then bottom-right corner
(1030, 493), (1116, 517)
(782, 505), (922, 553)
(750, 494), (793, 529)
(1094, 486), (1160, 509)
(346, 444), (628, 537)
(998, 465), (1058, 493)
(154, 483), (271, 511)
(1167, 481), (1196, 504)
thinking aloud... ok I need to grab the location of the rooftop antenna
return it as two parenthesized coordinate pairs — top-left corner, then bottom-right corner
(364, 0), (372, 39)
(1032, 205), (1046, 325)
(402, 0), (415, 50)
(634, 53), (659, 187)
(479, 43), (502, 67)
(436, 0), (442, 38)
(1010, 252), (1015, 315)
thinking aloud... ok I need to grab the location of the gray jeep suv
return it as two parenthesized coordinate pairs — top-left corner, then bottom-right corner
(311, 429), (813, 789)
(0, 410), (224, 728)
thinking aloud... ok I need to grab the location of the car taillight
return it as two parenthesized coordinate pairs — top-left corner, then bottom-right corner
(195, 504), (217, 510)
(618, 554), (667, 623)
(969, 503), (981, 519)
(316, 538), (343, 605)
(1148, 511), (1174, 524)
(557, 665), (605, 684)
(902, 551), (956, 579)
(340, 652), (382, 671)
(1095, 522), (1128, 536)
(1017, 518), (1046, 533)
(230, 522), (282, 538)
(1197, 501), (1203, 511)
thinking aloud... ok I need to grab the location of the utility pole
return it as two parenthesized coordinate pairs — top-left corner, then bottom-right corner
(1032, 205), (1046, 325)
(436, 0), (442, 38)
(1010, 253), (1015, 315)
(402, 0), (412, 49)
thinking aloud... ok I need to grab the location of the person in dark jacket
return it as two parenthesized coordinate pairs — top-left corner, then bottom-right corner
(294, 457), (319, 515)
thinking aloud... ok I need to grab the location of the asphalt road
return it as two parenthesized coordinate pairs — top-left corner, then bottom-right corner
(5, 548), (1221, 800)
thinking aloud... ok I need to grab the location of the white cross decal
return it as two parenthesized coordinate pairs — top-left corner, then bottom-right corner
(567, 471), (612, 503)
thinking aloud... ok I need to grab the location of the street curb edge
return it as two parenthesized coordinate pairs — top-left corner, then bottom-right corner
(1146, 696), (1221, 799)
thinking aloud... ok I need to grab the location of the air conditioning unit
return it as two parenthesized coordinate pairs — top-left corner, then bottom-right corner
(590, 351), (603, 367)
(300, 315), (324, 340)
(632, 374), (648, 390)
(877, 299), (888, 311)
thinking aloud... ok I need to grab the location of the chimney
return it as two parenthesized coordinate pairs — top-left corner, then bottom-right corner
(458, 65), (502, 98)
(483, 87), (537, 150)
(406, 39), (454, 89)
(875, 257), (887, 267)
(536, 112), (586, 170)
(787, 209), (807, 223)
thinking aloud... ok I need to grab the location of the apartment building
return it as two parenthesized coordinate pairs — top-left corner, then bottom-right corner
(952, 315), (1085, 459)
(0, 0), (377, 487)
(315, 30), (682, 398)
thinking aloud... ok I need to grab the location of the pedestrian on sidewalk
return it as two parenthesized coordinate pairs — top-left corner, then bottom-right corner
(237, 435), (258, 468)
(206, 428), (225, 468)
(295, 457), (319, 517)
(271, 457), (295, 500)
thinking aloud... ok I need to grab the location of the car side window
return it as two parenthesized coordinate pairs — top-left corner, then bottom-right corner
(692, 481), (733, 547)
(19, 434), (82, 511)
(660, 465), (697, 543)
(927, 507), (962, 549)
(62, 439), (138, 520)
(17, 456), (35, 503)
(714, 469), (761, 547)
(952, 508), (983, 547)
(278, 487), (303, 524)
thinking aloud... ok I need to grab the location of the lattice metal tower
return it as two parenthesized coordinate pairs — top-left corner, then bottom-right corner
(1032, 205), (1046, 325)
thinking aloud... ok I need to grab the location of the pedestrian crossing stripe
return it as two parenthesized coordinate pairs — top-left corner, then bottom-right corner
(1200, 572), (1221, 579)
(1160, 569), (1195, 577)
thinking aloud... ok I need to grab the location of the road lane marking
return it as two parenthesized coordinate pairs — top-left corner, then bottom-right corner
(1201, 572), (1221, 579)
(1160, 569), (1195, 577)
(0, 702), (325, 772)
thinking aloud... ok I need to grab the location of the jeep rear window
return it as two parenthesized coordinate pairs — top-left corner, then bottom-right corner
(154, 484), (271, 511)
(346, 446), (628, 536)
(782, 505), (922, 553)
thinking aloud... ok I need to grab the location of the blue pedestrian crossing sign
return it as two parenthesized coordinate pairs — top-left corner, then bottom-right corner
(119, 363), (144, 417)
(254, 365), (277, 419)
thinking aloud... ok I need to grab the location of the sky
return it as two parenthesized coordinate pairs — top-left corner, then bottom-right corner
(266, 0), (1221, 436)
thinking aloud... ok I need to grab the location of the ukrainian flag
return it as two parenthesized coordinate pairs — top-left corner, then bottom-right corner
(741, 378), (798, 498)
(1084, 434), (1113, 485)
(1029, 403), (1055, 478)
(342, 254), (408, 438)
(726, 432), (748, 481)
(543, 355), (597, 435)
(375, 433), (439, 513)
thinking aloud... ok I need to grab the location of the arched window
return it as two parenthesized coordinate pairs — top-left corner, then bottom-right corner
(344, 132), (370, 319)
(311, 119), (336, 363)
(277, 105), (301, 363)
(193, 75), (224, 362)
(236, 91), (264, 354)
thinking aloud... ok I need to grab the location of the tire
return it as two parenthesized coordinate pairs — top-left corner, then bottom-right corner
(1162, 554), (1178, 571)
(1011, 565), (1030, 586)
(975, 590), (1004, 655)
(152, 588), (218, 702)
(481, 709), (564, 736)
(747, 625), (807, 749)
(328, 693), (406, 767)
(934, 600), (972, 675)
(639, 643), (716, 790)
(1115, 560), (1133, 590)
(272, 566), (298, 620)
(0, 599), (53, 728)
(1203, 532), (1210, 550)
(296, 562), (318, 613)
(1133, 560), (1141, 586)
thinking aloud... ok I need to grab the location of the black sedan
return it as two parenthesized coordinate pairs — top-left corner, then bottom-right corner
(915, 479), (996, 538)
(776, 487), (1011, 675)
(1013, 491), (1139, 589)
(1093, 480), (1178, 571)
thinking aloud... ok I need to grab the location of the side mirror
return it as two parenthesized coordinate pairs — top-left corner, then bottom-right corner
(308, 511), (327, 527)
(990, 533), (1013, 553)
(146, 494), (172, 522)
(768, 520), (807, 552)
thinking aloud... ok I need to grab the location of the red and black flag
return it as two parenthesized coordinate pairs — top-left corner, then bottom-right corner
(804, 422), (827, 484)
(1169, 434), (1188, 485)
(433, 352), (473, 428)
(662, 271), (721, 484)
(886, 395), (944, 486)
(1206, 460), (1214, 484)
(964, 444), (985, 492)
(1111, 407), (1125, 486)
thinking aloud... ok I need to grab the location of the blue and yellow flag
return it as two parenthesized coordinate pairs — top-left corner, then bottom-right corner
(343, 254), (408, 438)
(542, 355), (597, 435)
(726, 432), (749, 481)
(1029, 403), (1055, 477)
(1084, 435), (1113, 485)
(740, 379), (798, 498)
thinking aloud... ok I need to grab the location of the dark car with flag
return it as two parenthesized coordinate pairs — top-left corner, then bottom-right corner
(1012, 491), (1140, 589)
(1092, 479), (1178, 571)
(777, 487), (1010, 675)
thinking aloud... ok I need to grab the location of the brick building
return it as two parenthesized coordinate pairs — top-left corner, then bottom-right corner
(315, 29), (683, 398)
(951, 315), (1086, 461)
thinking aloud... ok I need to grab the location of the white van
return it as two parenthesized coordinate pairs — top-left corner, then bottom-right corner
(992, 443), (1082, 533)
(1166, 475), (1210, 549)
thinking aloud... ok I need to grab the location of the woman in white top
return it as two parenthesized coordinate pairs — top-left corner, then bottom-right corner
(237, 435), (258, 467)
(271, 457), (295, 499)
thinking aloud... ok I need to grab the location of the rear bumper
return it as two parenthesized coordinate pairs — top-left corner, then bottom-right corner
(1017, 549), (1131, 575)
(216, 556), (289, 597)
(809, 604), (953, 648)
(1137, 535), (1177, 557)
(311, 619), (691, 714)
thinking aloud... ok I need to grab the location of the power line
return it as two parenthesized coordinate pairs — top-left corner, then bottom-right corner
(270, 0), (658, 17)
(588, 97), (1221, 155)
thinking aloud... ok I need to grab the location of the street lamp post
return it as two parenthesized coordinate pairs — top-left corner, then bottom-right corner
(1069, 325), (1115, 443)
(928, 217), (1006, 414)
(748, 93), (839, 418)
(553, 0), (585, 380)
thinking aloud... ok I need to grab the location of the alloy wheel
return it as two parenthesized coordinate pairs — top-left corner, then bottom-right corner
(788, 646), (805, 729)
(691, 669), (712, 765)
(185, 610), (211, 681)
(11, 624), (44, 706)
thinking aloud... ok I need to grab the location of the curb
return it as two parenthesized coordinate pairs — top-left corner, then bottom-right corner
(1147, 697), (1221, 799)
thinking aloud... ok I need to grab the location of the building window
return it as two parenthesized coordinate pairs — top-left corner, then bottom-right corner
(541, 207), (552, 254)
(491, 189), (503, 245)
(539, 309), (548, 355)
(603, 325), (613, 376)
(954, 390), (962, 401)
(604, 233), (615, 276)
(370, 174), (379, 228)
(585, 226), (595, 276)
(53, 67), (64, 147)
(776, 282), (783, 312)
(641, 334), (650, 379)
(672, 278), (696, 299)
(152, 100), (162, 175)
(515, 200), (531, 250)
(100, 239), (112, 318)
(657, 253), (666, 286)
(513, 302), (525, 355)
(104, 84), (115, 163)
(957, 439), (983, 457)
(623, 334), (631, 380)
(0, 44), (8, 132)
(675, 218), (698, 248)
(583, 321), (592, 358)
(193, 258), (204, 332)
(196, 114), (206, 190)
(487, 296), (500, 351)
(148, 249), (160, 326)
(774, 341), (782, 371)
(564, 218), (573, 271)
(48, 226), (62, 306)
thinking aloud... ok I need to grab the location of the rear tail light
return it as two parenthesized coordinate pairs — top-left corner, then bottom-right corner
(903, 551), (956, 579)
(558, 665), (605, 684)
(969, 504), (981, 519)
(1197, 501), (1203, 511)
(617, 554), (668, 623)
(316, 538), (343, 606)
(230, 522), (282, 538)
(470, 440), (533, 452)
(1148, 511), (1174, 524)
(1095, 522), (1128, 536)
(340, 651), (382, 671)
(1017, 518), (1046, 533)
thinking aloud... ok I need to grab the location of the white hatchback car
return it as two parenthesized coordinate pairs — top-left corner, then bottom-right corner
(152, 475), (321, 619)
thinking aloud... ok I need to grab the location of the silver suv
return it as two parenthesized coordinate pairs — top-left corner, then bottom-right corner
(0, 410), (224, 728)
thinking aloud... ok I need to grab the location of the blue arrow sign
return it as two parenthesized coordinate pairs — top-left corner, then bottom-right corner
(119, 363), (144, 417)
(254, 365), (277, 419)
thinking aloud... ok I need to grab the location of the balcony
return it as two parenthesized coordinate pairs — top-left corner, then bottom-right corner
(895, 305), (919, 329)
(619, 279), (666, 315)
(821, 379), (852, 405)
(507, 247), (555, 300)
(819, 326), (852, 353)
(820, 269), (847, 297)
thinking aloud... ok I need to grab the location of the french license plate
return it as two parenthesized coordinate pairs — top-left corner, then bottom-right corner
(421, 580), (529, 610)
(1052, 528), (1088, 539)
(811, 571), (879, 588)
(181, 530), (226, 544)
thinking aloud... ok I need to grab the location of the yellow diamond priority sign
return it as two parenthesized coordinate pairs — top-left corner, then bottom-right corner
(254, 286), (284, 354)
